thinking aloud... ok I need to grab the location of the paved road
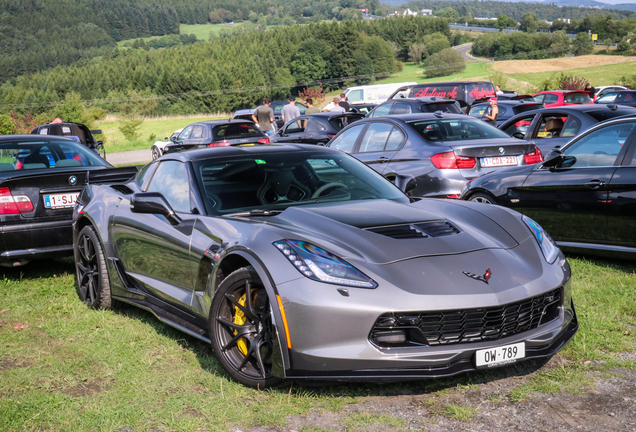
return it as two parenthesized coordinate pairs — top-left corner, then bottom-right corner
(452, 43), (487, 62)
(103, 149), (152, 166)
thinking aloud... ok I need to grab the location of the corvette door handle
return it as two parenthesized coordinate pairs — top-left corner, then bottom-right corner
(584, 180), (606, 189)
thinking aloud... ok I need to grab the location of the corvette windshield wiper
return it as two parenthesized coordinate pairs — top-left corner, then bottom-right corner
(226, 209), (283, 217)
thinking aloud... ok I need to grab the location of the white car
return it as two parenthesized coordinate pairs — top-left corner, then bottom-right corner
(151, 128), (182, 160)
(595, 85), (628, 100)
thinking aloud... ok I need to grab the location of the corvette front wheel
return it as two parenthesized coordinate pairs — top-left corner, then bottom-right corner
(74, 225), (113, 309)
(210, 267), (283, 389)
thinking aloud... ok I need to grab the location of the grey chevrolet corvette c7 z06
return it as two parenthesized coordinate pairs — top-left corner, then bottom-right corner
(72, 144), (577, 388)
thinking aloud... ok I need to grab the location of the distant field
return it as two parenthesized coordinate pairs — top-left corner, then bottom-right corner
(378, 62), (490, 85)
(495, 55), (636, 74)
(181, 22), (244, 40)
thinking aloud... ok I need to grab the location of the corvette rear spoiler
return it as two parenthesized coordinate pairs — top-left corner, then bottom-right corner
(85, 166), (138, 184)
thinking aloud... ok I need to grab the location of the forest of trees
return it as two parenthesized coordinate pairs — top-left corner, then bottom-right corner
(0, 17), (450, 116)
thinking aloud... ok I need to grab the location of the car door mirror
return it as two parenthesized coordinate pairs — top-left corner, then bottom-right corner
(542, 149), (566, 168)
(170, 136), (179, 143)
(130, 192), (181, 225)
(512, 132), (525, 139)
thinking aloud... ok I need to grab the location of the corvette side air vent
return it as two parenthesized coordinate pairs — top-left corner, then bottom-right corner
(365, 224), (428, 239)
(413, 220), (460, 237)
(364, 220), (460, 239)
(110, 184), (134, 195)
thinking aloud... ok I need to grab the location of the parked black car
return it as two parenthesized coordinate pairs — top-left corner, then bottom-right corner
(0, 135), (137, 267)
(594, 90), (636, 108)
(499, 104), (636, 154)
(326, 113), (543, 198)
(31, 122), (104, 154)
(366, 97), (462, 118)
(164, 120), (270, 154)
(468, 100), (544, 127)
(461, 116), (636, 258)
(270, 112), (365, 145)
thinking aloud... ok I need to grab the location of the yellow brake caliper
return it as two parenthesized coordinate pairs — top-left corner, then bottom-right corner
(233, 294), (249, 355)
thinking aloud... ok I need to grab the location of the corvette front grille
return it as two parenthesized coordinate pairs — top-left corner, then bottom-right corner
(370, 288), (562, 348)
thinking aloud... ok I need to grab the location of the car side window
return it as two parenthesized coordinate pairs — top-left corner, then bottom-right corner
(358, 122), (393, 153)
(347, 90), (363, 103)
(561, 116), (582, 137)
(533, 95), (545, 104)
(385, 127), (405, 151)
(304, 119), (321, 133)
(392, 103), (411, 115)
(369, 103), (392, 118)
(295, 102), (306, 114)
(537, 115), (566, 139)
(503, 115), (535, 137)
(544, 94), (559, 104)
(563, 122), (636, 168)
(329, 123), (365, 153)
(136, 161), (158, 189)
(468, 105), (487, 117)
(179, 126), (194, 140)
(597, 92), (618, 103)
(147, 160), (191, 213)
(274, 105), (283, 114)
(285, 119), (305, 134)
(191, 125), (205, 139)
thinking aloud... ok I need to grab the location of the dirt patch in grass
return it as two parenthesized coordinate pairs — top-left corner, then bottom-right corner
(494, 55), (636, 74)
(0, 357), (33, 370)
(244, 357), (636, 432)
(59, 377), (113, 398)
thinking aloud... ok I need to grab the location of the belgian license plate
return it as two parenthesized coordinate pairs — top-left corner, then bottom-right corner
(475, 342), (525, 368)
(44, 192), (79, 209)
(481, 156), (519, 168)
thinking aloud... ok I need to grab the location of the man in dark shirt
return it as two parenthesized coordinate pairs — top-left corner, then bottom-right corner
(339, 93), (350, 111)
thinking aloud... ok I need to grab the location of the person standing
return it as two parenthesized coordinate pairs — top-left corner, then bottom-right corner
(484, 97), (499, 126)
(252, 98), (275, 136)
(329, 97), (346, 114)
(339, 93), (350, 111)
(281, 96), (301, 124)
(495, 85), (504, 96)
(305, 98), (320, 114)
(584, 83), (596, 100)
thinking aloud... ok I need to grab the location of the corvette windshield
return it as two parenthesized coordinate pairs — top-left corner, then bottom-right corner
(193, 151), (409, 215)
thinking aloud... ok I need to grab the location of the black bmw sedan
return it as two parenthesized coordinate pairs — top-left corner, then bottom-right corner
(499, 104), (636, 154)
(327, 113), (543, 198)
(0, 135), (136, 267)
(461, 116), (636, 258)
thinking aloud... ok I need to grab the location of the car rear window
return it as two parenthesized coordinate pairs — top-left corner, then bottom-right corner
(564, 93), (592, 104)
(213, 123), (264, 140)
(0, 140), (108, 172)
(420, 102), (462, 114)
(587, 108), (636, 122)
(410, 118), (510, 142)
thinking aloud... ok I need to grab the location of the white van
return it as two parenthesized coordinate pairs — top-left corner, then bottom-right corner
(323, 82), (418, 111)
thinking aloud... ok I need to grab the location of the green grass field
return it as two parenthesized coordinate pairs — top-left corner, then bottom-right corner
(378, 62), (491, 85)
(0, 255), (634, 431)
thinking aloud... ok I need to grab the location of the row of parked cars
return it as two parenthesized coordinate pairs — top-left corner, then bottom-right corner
(0, 79), (630, 390)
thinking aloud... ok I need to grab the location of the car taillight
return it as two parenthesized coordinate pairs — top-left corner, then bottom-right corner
(514, 120), (531, 127)
(208, 142), (231, 147)
(257, 138), (270, 144)
(0, 187), (34, 214)
(430, 152), (476, 169)
(524, 146), (543, 164)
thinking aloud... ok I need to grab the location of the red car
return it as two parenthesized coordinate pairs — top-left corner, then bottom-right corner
(532, 90), (593, 108)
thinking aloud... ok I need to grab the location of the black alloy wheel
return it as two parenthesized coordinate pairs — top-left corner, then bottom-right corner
(468, 192), (497, 205)
(74, 225), (113, 309)
(210, 267), (283, 389)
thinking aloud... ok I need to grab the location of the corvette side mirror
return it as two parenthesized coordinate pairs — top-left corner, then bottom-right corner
(130, 192), (181, 225)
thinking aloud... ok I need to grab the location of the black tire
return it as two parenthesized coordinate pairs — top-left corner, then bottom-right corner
(151, 146), (161, 160)
(210, 267), (283, 389)
(74, 225), (113, 309)
(468, 192), (497, 205)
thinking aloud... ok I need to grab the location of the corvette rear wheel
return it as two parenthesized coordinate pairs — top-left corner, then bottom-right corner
(469, 192), (497, 205)
(210, 267), (283, 389)
(74, 225), (113, 309)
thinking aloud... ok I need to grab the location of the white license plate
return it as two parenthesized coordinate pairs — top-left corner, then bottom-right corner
(44, 192), (79, 209)
(481, 156), (519, 168)
(475, 342), (525, 368)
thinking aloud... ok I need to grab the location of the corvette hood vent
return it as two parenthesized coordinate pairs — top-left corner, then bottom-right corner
(365, 220), (459, 239)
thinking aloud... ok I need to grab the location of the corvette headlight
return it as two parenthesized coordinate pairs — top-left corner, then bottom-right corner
(273, 240), (377, 288)
(522, 215), (559, 264)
